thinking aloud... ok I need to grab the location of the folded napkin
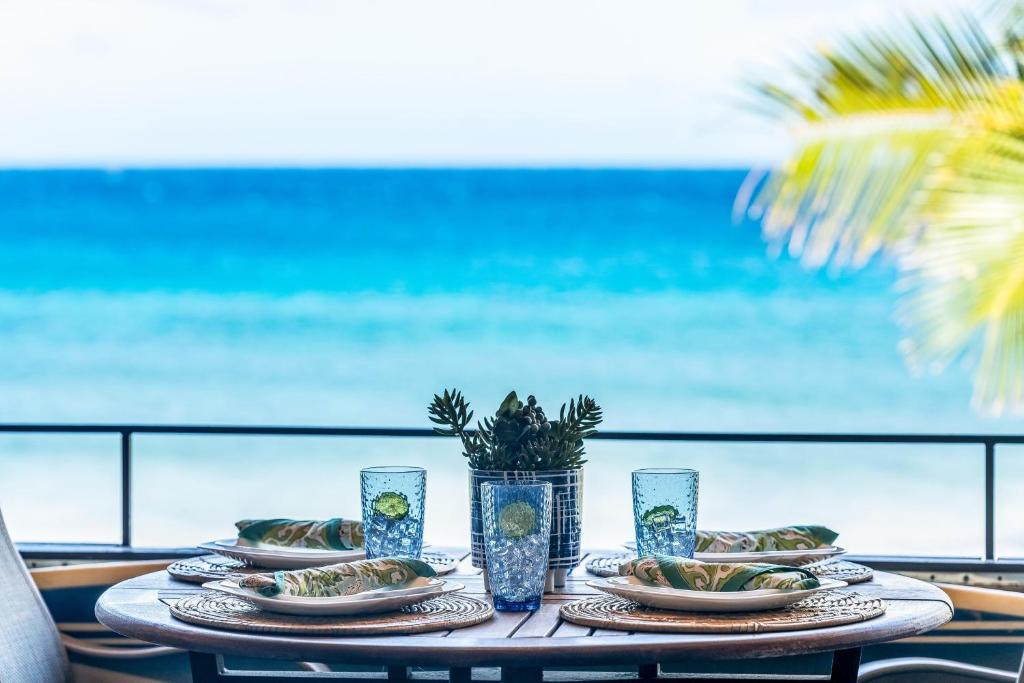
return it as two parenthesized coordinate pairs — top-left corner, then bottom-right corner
(694, 525), (838, 553)
(235, 518), (364, 551)
(238, 557), (436, 598)
(619, 554), (820, 592)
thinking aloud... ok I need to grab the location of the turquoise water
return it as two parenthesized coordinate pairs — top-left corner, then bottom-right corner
(0, 169), (1019, 556)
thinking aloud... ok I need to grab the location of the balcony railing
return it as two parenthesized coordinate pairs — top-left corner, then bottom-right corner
(4, 423), (1020, 572)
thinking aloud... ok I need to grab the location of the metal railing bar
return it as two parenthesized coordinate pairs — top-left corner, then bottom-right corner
(120, 431), (131, 548)
(985, 442), (996, 561)
(19, 543), (202, 561)
(3, 422), (1020, 563)
(1, 423), (1024, 444)
(0, 424), (439, 437)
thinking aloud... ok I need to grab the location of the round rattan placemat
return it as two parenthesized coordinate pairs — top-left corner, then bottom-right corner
(803, 560), (873, 585)
(585, 553), (633, 578)
(170, 592), (493, 636)
(585, 555), (873, 585)
(560, 591), (885, 634)
(168, 555), (263, 583)
(169, 552), (460, 584)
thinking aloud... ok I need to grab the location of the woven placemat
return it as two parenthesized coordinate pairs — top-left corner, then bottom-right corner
(585, 554), (873, 585)
(168, 551), (461, 584)
(170, 592), (492, 635)
(803, 560), (873, 585)
(561, 591), (885, 634)
(585, 553), (634, 577)
(168, 555), (263, 583)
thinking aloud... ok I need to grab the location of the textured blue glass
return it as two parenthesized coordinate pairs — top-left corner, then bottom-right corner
(481, 481), (552, 611)
(632, 468), (699, 558)
(360, 466), (426, 559)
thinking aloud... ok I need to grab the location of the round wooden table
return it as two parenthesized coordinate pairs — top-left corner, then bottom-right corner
(96, 551), (952, 683)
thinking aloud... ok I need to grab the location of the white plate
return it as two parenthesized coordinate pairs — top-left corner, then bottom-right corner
(213, 576), (443, 603)
(588, 576), (846, 612)
(620, 541), (846, 566)
(202, 578), (464, 615)
(695, 547), (846, 565)
(199, 539), (366, 569)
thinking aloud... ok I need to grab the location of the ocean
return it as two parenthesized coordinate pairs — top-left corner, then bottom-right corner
(0, 169), (1019, 557)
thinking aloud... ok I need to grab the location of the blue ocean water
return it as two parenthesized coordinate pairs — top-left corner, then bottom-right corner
(0, 169), (1018, 555)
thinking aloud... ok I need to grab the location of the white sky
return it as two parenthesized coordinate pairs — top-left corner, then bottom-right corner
(0, 0), (977, 167)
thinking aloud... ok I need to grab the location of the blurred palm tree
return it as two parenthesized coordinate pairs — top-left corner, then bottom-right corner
(739, 6), (1024, 415)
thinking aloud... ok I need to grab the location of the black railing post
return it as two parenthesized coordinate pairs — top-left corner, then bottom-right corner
(985, 441), (996, 561)
(120, 430), (132, 547)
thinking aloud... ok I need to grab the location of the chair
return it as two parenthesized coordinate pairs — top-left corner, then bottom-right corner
(859, 583), (1024, 682)
(2, 505), (333, 682)
(0, 506), (74, 682)
(0, 505), (188, 682)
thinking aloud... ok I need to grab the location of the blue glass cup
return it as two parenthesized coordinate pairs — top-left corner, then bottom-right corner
(632, 468), (699, 558)
(481, 481), (552, 611)
(360, 466), (426, 559)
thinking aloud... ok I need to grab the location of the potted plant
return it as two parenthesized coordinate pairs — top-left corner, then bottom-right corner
(429, 389), (602, 588)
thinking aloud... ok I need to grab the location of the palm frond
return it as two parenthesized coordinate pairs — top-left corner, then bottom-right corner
(897, 132), (1024, 414)
(742, 15), (1021, 270)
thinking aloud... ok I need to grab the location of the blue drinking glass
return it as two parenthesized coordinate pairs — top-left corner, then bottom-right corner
(360, 466), (426, 559)
(481, 481), (552, 611)
(632, 468), (699, 558)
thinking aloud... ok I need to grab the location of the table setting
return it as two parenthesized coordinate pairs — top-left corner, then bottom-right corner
(165, 389), (885, 641)
(168, 463), (491, 634)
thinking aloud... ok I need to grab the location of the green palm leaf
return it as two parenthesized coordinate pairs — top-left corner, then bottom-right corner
(898, 133), (1024, 413)
(743, 13), (1024, 413)
(742, 16), (1021, 269)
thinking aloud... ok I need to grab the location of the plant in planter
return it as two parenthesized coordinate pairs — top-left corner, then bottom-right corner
(429, 389), (602, 586)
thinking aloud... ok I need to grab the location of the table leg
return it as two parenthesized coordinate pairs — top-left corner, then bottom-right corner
(501, 666), (543, 683)
(830, 648), (863, 683)
(188, 652), (220, 683)
(189, 652), (335, 683)
(450, 667), (473, 683)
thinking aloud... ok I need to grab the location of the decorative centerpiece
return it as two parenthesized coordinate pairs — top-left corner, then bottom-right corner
(429, 389), (602, 587)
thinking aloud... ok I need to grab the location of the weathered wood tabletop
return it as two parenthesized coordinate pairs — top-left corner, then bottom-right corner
(96, 549), (952, 683)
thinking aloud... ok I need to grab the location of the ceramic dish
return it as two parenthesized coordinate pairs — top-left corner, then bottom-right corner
(695, 547), (846, 565)
(202, 577), (463, 616)
(620, 541), (846, 567)
(587, 575), (846, 612)
(199, 539), (366, 569)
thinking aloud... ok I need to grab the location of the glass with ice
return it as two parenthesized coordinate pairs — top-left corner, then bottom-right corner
(481, 481), (552, 611)
(360, 466), (426, 559)
(632, 468), (698, 558)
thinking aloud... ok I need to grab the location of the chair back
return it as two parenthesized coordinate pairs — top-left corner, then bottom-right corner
(0, 508), (72, 682)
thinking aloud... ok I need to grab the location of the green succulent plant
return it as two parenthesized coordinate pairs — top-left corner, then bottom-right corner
(428, 389), (602, 470)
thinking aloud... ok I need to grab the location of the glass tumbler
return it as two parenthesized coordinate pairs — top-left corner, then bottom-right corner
(632, 468), (699, 558)
(360, 466), (426, 559)
(481, 481), (552, 611)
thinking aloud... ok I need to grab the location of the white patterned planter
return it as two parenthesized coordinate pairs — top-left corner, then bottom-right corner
(469, 468), (583, 586)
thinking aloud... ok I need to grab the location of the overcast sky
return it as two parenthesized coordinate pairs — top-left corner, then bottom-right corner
(0, 0), (976, 167)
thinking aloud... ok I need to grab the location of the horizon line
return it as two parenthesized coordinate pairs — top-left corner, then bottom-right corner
(0, 164), (759, 172)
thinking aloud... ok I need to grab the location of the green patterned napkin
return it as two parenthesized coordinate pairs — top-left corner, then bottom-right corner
(235, 518), (364, 551)
(238, 557), (436, 598)
(619, 555), (820, 592)
(695, 525), (838, 553)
